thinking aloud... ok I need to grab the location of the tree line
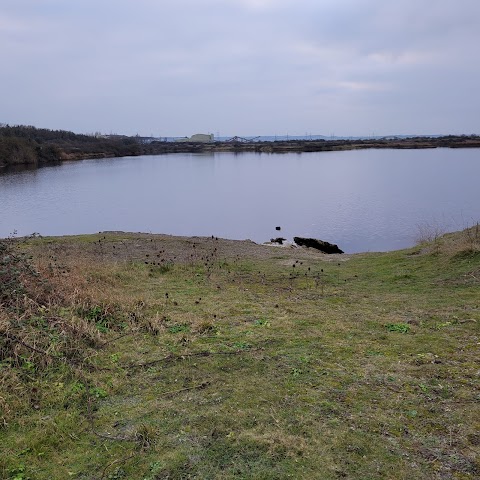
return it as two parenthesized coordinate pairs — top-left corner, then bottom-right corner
(0, 124), (142, 168)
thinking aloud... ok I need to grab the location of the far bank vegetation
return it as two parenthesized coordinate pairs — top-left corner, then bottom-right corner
(0, 125), (142, 168)
(2, 123), (480, 169)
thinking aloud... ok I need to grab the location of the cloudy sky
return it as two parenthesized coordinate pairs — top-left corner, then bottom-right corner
(1, 0), (479, 137)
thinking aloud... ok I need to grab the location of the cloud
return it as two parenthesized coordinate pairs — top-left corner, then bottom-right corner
(1, 0), (480, 135)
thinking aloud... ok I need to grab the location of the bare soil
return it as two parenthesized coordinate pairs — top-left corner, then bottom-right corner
(34, 231), (351, 265)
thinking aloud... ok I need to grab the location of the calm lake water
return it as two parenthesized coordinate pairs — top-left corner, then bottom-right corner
(1, 149), (479, 253)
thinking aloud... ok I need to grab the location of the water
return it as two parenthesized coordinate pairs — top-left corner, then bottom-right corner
(1, 149), (479, 253)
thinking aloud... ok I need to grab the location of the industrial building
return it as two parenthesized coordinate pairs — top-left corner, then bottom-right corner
(175, 133), (214, 143)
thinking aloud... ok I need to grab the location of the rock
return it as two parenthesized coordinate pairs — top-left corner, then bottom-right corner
(270, 237), (286, 245)
(293, 237), (344, 254)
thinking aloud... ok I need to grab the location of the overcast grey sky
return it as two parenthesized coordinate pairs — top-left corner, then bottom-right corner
(1, 0), (479, 137)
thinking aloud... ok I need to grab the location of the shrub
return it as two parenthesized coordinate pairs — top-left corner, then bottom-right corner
(0, 235), (43, 310)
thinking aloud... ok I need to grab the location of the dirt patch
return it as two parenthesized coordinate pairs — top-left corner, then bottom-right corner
(31, 231), (353, 265)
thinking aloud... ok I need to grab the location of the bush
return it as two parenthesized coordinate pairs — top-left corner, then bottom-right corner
(0, 236), (104, 425)
(0, 137), (37, 166)
(0, 235), (42, 310)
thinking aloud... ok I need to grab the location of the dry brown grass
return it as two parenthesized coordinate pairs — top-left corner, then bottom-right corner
(416, 222), (480, 257)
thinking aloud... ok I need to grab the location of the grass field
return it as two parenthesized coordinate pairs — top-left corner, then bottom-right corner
(1, 228), (479, 479)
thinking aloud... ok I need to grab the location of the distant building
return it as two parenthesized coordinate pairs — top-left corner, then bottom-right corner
(175, 133), (214, 143)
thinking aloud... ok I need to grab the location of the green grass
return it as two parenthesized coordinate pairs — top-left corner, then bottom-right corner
(1, 231), (479, 479)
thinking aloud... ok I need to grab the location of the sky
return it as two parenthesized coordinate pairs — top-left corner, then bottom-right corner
(1, 0), (480, 137)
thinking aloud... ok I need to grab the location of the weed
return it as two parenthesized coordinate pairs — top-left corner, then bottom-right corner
(107, 467), (126, 479)
(435, 321), (453, 329)
(253, 318), (269, 327)
(8, 464), (30, 480)
(81, 304), (124, 332)
(143, 462), (165, 480)
(167, 324), (190, 334)
(415, 220), (446, 245)
(134, 423), (157, 450)
(462, 221), (480, 251)
(385, 323), (410, 333)
(70, 382), (86, 394)
(20, 357), (36, 373)
(196, 320), (216, 334)
(0, 234), (47, 311)
(148, 262), (174, 275)
(89, 386), (107, 399)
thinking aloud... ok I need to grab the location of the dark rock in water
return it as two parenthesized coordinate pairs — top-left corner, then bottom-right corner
(270, 237), (286, 245)
(275, 226), (281, 231)
(293, 237), (344, 254)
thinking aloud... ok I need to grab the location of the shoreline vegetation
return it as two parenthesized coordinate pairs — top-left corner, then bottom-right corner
(1, 124), (480, 169)
(1, 227), (479, 478)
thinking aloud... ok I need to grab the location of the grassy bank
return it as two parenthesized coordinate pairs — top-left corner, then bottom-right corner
(1, 228), (479, 479)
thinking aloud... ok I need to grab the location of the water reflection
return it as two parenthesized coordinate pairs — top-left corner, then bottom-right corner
(0, 149), (479, 252)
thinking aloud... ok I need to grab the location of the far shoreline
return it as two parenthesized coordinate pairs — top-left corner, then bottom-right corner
(2, 132), (480, 170)
(46, 135), (480, 163)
